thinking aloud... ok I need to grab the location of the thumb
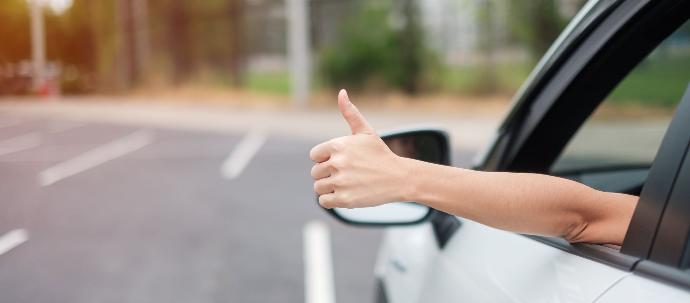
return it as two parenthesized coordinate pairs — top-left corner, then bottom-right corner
(337, 89), (375, 135)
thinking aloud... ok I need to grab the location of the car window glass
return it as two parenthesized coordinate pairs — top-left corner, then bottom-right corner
(551, 20), (690, 192)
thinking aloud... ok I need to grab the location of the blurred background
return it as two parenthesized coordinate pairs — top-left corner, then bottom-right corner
(0, 0), (589, 102)
(0, 0), (688, 302)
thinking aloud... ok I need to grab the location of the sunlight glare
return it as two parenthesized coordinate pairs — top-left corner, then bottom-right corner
(28, 0), (74, 14)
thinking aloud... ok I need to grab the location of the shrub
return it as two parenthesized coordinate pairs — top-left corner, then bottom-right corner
(318, 1), (439, 94)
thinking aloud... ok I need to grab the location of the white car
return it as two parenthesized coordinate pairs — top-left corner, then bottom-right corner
(323, 0), (690, 302)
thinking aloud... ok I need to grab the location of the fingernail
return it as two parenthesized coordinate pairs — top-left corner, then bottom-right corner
(339, 89), (348, 103)
(342, 90), (354, 107)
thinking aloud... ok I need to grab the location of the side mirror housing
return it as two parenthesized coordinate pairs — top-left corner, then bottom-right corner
(323, 127), (451, 226)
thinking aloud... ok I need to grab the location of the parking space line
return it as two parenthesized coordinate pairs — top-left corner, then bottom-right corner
(303, 220), (336, 303)
(38, 129), (154, 186)
(220, 129), (267, 179)
(0, 132), (42, 157)
(0, 229), (29, 256)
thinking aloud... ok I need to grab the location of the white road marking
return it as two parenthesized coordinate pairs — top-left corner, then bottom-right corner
(0, 229), (29, 256)
(38, 130), (154, 186)
(303, 220), (336, 303)
(220, 129), (267, 179)
(0, 132), (42, 156)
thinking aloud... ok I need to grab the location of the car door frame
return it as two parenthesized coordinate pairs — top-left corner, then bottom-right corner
(472, 0), (690, 271)
(626, 84), (690, 289)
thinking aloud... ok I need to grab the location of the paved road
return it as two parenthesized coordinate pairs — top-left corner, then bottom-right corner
(0, 110), (477, 303)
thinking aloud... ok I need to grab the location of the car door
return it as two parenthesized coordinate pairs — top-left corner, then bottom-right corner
(594, 84), (690, 302)
(379, 1), (690, 302)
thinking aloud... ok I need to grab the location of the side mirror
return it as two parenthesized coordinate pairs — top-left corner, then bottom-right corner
(324, 128), (451, 226)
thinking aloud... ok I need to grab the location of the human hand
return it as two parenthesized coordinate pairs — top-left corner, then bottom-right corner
(310, 89), (411, 209)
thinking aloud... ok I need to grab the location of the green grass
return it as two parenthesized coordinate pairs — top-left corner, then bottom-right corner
(245, 71), (291, 96)
(608, 56), (690, 108)
(439, 55), (690, 109)
(440, 62), (532, 95)
(245, 63), (533, 97)
(243, 55), (689, 107)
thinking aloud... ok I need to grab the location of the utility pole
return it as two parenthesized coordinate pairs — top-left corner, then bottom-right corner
(29, 0), (46, 91)
(287, 0), (311, 107)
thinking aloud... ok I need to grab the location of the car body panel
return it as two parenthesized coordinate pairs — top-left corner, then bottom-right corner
(595, 274), (690, 303)
(380, 219), (629, 303)
(375, 224), (439, 303)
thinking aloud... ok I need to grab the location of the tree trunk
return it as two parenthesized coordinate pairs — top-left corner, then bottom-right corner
(168, 0), (193, 85)
(227, 0), (245, 87)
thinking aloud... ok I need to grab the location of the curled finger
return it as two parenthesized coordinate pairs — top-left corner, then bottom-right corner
(313, 178), (335, 195)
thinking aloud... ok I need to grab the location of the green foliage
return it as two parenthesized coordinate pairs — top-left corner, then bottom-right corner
(609, 56), (690, 108)
(506, 0), (568, 61)
(246, 71), (290, 95)
(607, 22), (690, 108)
(441, 62), (531, 95)
(318, 1), (439, 94)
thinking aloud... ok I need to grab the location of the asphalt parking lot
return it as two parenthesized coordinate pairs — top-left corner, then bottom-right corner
(0, 104), (480, 303)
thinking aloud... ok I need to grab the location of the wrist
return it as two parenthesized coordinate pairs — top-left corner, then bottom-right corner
(397, 156), (424, 202)
(398, 159), (472, 210)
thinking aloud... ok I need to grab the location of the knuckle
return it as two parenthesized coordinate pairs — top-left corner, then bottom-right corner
(330, 138), (346, 152)
(329, 175), (344, 189)
(329, 157), (347, 170)
(337, 193), (352, 207)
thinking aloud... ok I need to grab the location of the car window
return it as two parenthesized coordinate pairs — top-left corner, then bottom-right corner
(551, 20), (690, 193)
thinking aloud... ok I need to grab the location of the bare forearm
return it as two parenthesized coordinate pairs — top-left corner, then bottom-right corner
(403, 158), (637, 245)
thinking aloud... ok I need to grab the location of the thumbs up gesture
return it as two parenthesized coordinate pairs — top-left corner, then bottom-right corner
(310, 90), (411, 209)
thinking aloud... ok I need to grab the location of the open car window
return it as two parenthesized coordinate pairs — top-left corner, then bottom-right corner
(551, 20), (690, 194)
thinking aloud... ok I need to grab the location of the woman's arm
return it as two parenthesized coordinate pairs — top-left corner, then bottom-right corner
(310, 90), (638, 246)
(405, 160), (637, 245)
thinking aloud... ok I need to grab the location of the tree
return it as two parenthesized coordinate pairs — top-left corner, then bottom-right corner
(506, 0), (567, 62)
(45, 0), (98, 92)
(475, 0), (499, 94)
(397, 0), (426, 94)
(318, 0), (438, 94)
(227, 0), (245, 86)
(0, 0), (31, 63)
(167, 0), (194, 85)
